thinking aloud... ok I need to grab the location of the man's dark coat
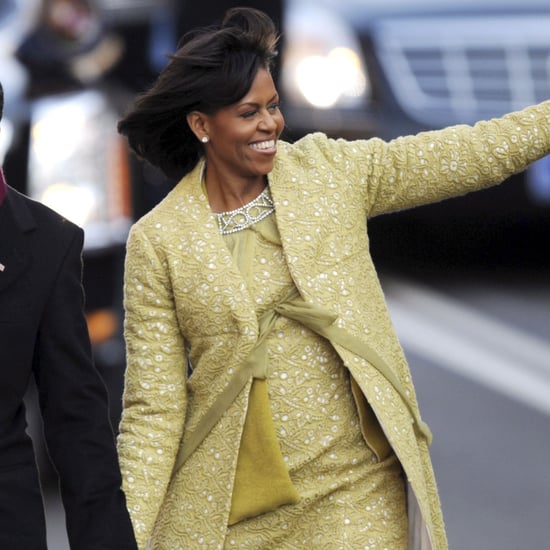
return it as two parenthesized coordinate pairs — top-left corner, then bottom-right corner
(0, 186), (136, 550)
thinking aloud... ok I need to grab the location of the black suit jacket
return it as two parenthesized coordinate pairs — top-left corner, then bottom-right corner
(0, 186), (136, 550)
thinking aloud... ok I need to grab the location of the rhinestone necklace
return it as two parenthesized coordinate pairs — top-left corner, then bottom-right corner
(216, 186), (275, 235)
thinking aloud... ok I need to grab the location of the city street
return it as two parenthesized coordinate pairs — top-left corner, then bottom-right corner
(383, 275), (550, 550)
(374, 213), (550, 550)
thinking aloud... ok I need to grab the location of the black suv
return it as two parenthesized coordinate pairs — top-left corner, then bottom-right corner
(280, 0), (550, 223)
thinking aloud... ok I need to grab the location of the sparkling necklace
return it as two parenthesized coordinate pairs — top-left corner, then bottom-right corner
(216, 186), (275, 235)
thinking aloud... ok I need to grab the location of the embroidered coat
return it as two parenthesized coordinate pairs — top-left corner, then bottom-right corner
(118, 101), (550, 550)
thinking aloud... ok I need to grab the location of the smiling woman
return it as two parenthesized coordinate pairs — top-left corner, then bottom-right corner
(185, 67), (284, 213)
(115, 6), (550, 550)
(117, 8), (279, 181)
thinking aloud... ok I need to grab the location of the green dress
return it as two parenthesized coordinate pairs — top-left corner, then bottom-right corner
(221, 209), (408, 549)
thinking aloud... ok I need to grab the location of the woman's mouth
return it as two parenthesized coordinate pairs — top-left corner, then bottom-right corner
(250, 139), (276, 152)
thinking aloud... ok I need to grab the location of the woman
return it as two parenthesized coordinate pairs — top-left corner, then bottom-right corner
(116, 7), (550, 550)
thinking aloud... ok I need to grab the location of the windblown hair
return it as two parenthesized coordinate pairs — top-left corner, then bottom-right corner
(117, 7), (279, 180)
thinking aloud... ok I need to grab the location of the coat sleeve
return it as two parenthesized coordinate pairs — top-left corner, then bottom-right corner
(316, 99), (550, 217)
(34, 223), (137, 550)
(117, 223), (188, 550)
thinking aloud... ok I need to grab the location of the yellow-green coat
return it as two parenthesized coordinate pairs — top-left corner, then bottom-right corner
(118, 101), (550, 550)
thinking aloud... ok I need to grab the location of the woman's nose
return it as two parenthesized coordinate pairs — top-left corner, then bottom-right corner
(259, 110), (278, 131)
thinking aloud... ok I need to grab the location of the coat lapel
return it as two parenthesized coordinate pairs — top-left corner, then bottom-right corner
(168, 162), (259, 338)
(0, 188), (33, 292)
(268, 152), (319, 292)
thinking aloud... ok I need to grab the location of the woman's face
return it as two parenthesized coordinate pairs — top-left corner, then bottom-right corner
(201, 68), (285, 181)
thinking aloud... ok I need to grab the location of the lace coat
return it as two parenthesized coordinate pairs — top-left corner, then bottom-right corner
(118, 101), (550, 550)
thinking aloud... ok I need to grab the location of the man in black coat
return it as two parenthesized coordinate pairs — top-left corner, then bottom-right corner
(0, 84), (136, 549)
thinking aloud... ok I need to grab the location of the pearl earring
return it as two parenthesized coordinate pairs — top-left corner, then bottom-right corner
(201, 136), (209, 143)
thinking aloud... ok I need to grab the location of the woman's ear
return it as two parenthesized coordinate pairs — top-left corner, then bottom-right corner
(187, 111), (209, 143)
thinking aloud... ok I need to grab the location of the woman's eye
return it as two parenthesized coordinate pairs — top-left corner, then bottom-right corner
(240, 103), (280, 118)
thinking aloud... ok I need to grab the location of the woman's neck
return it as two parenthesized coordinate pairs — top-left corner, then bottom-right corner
(203, 167), (267, 213)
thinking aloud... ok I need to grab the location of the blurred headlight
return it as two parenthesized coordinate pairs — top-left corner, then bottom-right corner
(28, 90), (132, 251)
(282, 2), (369, 109)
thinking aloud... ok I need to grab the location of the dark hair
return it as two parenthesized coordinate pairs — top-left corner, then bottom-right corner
(117, 7), (279, 179)
(0, 82), (4, 122)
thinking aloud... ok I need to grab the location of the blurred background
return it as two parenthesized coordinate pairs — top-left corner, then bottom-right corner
(1, 0), (549, 548)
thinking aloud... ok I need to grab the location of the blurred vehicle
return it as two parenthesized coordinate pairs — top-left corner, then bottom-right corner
(281, 0), (550, 223)
(0, 0), (170, 436)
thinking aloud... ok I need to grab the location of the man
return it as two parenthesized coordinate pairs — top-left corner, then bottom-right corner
(0, 83), (136, 549)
